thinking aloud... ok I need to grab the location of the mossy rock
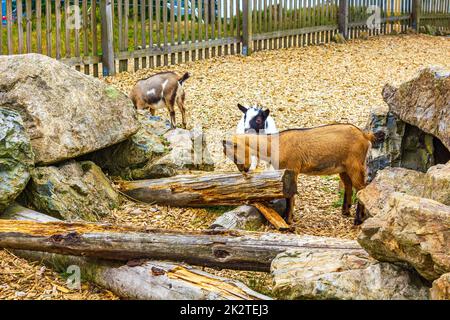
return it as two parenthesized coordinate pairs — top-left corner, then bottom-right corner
(24, 160), (120, 221)
(0, 108), (35, 212)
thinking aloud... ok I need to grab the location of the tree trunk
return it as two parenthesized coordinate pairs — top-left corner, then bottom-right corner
(1, 204), (270, 300)
(118, 170), (297, 207)
(0, 218), (363, 272)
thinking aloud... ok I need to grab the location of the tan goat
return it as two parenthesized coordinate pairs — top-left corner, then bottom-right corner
(223, 124), (384, 225)
(130, 71), (190, 128)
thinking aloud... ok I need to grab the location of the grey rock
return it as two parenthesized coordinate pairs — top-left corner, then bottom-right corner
(0, 54), (139, 165)
(0, 108), (34, 212)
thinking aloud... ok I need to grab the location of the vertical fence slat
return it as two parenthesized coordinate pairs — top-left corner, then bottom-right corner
(74, 0), (80, 68)
(92, 0), (99, 77)
(0, 0), (3, 55)
(65, 0), (71, 58)
(55, 0), (62, 59)
(101, 0), (115, 76)
(46, 0), (52, 57)
(163, 0), (168, 65)
(25, 0), (33, 53)
(170, 0), (175, 64)
(83, 0), (89, 73)
(17, 0), (23, 54)
(140, 0), (147, 68)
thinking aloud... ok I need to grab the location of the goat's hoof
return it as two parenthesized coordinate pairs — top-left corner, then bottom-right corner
(342, 210), (350, 216)
(353, 218), (363, 226)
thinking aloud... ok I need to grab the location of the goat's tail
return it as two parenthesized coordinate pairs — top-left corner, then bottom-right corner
(178, 72), (190, 85)
(363, 130), (385, 144)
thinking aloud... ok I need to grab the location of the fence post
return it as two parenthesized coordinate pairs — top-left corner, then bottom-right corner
(411, 0), (421, 31)
(242, 0), (253, 56)
(338, 0), (349, 39)
(100, 0), (115, 76)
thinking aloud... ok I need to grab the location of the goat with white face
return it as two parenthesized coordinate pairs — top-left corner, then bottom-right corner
(235, 104), (278, 171)
(130, 71), (190, 128)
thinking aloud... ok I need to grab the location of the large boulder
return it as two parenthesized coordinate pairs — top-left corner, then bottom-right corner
(89, 111), (214, 179)
(271, 248), (429, 300)
(430, 273), (450, 300)
(382, 66), (449, 150)
(24, 160), (120, 221)
(366, 67), (450, 179)
(358, 192), (450, 281)
(358, 163), (450, 218)
(0, 54), (139, 165)
(0, 108), (35, 212)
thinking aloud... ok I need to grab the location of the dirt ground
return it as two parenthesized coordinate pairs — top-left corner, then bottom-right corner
(1, 34), (449, 300)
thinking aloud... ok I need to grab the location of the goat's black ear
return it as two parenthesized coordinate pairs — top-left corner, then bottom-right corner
(263, 109), (270, 118)
(237, 104), (247, 114)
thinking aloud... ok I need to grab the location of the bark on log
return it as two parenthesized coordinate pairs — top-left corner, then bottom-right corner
(118, 170), (297, 207)
(1, 204), (270, 300)
(0, 218), (363, 271)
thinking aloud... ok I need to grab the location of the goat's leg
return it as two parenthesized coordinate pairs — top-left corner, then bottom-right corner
(347, 166), (367, 225)
(284, 196), (295, 224)
(165, 101), (176, 129)
(176, 96), (187, 129)
(339, 173), (353, 216)
(149, 106), (156, 116)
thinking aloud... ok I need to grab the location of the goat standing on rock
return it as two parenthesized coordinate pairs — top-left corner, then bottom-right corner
(223, 124), (385, 225)
(130, 71), (190, 128)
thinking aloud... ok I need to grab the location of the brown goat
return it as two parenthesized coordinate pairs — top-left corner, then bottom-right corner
(223, 124), (384, 225)
(130, 71), (190, 128)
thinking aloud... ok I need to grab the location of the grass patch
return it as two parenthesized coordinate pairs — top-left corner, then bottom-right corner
(332, 189), (357, 209)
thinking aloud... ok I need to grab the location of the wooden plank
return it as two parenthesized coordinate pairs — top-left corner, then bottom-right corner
(140, 0), (147, 68)
(74, 0), (80, 62)
(82, 0), (89, 73)
(230, 0), (235, 54)
(339, 0), (349, 38)
(123, 0), (130, 71)
(17, 0), (23, 54)
(46, 0), (52, 56)
(156, 0), (161, 66)
(133, 0), (139, 70)
(412, 0), (422, 30)
(100, 0), (115, 76)
(184, 0), (189, 62)
(177, 0), (182, 62)
(162, 0), (168, 65)
(191, 0), (196, 60)
(149, 0), (154, 67)
(36, 0), (42, 53)
(170, 0), (175, 63)
(65, 0), (71, 57)
(115, 35), (240, 59)
(7, 0), (13, 54)
(242, 0), (253, 55)
(252, 203), (290, 230)
(198, 0), (204, 60)
(55, 0), (62, 59)
(348, 14), (411, 27)
(252, 24), (337, 40)
(217, 0), (222, 54)
(205, 0), (210, 58)
(25, 0), (33, 54)
(92, 0), (99, 77)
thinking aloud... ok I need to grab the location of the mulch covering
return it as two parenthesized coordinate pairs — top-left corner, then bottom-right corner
(1, 34), (449, 299)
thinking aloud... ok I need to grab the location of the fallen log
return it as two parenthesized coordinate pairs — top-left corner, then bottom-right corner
(118, 170), (297, 207)
(0, 218), (364, 271)
(1, 204), (270, 300)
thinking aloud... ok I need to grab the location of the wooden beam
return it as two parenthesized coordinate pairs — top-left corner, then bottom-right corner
(252, 202), (290, 231)
(119, 170), (298, 207)
(0, 219), (364, 272)
(242, 0), (253, 55)
(2, 204), (270, 300)
(338, 0), (348, 39)
(100, 0), (115, 76)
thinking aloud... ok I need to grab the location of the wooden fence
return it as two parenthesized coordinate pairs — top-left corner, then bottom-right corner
(0, 0), (449, 77)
